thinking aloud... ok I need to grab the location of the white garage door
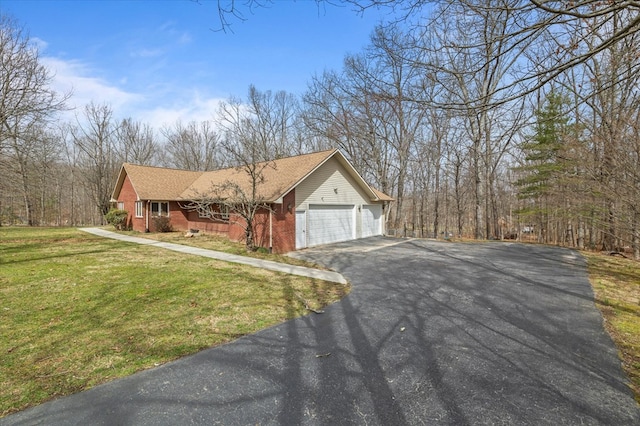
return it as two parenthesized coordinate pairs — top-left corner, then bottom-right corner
(362, 204), (382, 238)
(307, 204), (355, 247)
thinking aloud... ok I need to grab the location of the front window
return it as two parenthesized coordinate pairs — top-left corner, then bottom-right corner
(117, 202), (125, 210)
(151, 201), (169, 217)
(197, 203), (229, 220)
(135, 201), (143, 218)
(219, 204), (229, 220)
(198, 208), (211, 219)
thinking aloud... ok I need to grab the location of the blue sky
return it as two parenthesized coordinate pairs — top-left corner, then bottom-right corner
(3, 0), (395, 127)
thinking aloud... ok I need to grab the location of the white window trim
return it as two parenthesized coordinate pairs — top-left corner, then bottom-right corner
(198, 203), (229, 220)
(220, 204), (230, 220)
(135, 201), (143, 218)
(151, 201), (170, 217)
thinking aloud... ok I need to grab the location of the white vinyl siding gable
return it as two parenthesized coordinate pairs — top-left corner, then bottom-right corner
(295, 157), (371, 208)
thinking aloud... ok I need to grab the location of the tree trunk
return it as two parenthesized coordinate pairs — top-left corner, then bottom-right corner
(245, 221), (255, 251)
(577, 217), (585, 249)
(473, 143), (482, 239)
(433, 177), (440, 239)
(633, 207), (640, 261)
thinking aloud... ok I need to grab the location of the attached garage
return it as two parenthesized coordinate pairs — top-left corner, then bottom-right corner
(361, 204), (382, 238)
(307, 204), (355, 247)
(292, 154), (392, 250)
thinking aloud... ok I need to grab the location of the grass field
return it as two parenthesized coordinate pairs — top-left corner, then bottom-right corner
(0, 227), (349, 416)
(585, 252), (640, 402)
(118, 229), (324, 268)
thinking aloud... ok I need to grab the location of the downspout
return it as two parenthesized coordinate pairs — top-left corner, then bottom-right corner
(269, 207), (273, 253)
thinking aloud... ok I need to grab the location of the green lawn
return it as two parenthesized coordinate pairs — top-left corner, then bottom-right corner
(0, 227), (349, 417)
(585, 252), (640, 402)
(118, 229), (324, 268)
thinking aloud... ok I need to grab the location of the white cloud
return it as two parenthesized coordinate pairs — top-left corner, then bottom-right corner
(40, 55), (224, 131)
(42, 56), (141, 117)
(31, 37), (49, 51)
(138, 95), (225, 129)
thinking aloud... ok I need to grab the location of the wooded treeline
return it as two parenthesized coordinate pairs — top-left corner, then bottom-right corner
(1, 1), (639, 259)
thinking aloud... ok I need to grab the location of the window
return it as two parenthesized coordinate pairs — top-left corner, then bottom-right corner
(151, 201), (169, 217)
(117, 202), (125, 210)
(198, 204), (229, 220)
(219, 204), (229, 220)
(135, 201), (143, 218)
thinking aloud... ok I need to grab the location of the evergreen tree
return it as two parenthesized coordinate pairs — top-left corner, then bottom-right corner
(515, 91), (572, 240)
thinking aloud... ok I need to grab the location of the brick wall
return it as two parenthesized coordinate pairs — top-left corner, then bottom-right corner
(168, 202), (188, 230)
(187, 212), (231, 235)
(184, 191), (296, 253)
(116, 186), (296, 253)
(271, 190), (296, 253)
(117, 175), (145, 232)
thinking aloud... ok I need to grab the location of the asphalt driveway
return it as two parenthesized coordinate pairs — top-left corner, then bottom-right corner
(3, 237), (639, 425)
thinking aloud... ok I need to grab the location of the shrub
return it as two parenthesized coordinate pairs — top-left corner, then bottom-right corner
(152, 216), (173, 233)
(105, 209), (129, 230)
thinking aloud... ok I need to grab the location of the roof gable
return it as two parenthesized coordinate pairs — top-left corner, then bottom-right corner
(111, 163), (203, 201)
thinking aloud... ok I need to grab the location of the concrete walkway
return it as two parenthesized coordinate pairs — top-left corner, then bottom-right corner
(80, 228), (347, 284)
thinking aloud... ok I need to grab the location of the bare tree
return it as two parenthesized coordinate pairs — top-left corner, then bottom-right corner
(303, 24), (426, 230)
(183, 88), (296, 250)
(0, 14), (68, 225)
(116, 118), (158, 165)
(0, 14), (68, 152)
(627, 109), (640, 259)
(161, 120), (221, 171)
(344, 0), (640, 107)
(208, 1), (639, 105)
(32, 126), (63, 225)
(581, 8), (640, 251)
(1, 124), (39, 225)
(420, 1), (530, 239)
(245, 85), (299, 159)
(60, 124), (92, 226)
(182, 165), (273, 251)
(70, 102), (120, 220)
(0, 123), (65, 226)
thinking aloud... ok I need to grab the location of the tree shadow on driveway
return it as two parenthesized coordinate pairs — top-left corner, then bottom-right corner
(2, 238), (639, 425)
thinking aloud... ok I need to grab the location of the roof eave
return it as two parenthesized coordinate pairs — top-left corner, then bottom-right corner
(110, 164), (128, 201)
(271, 149), (341, 201)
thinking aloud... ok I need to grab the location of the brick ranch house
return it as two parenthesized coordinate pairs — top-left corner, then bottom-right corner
(111, 149), (393, 253)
